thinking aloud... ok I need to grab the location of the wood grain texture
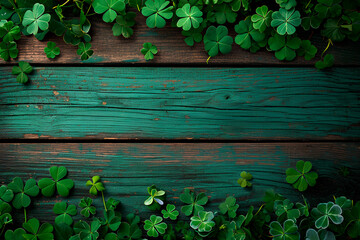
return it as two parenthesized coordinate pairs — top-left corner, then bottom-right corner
(0, 15), (359, 66)
(1, 67), (360, 140)
(0, 143), (359, 223)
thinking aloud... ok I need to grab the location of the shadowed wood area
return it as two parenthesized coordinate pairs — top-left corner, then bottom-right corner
(0, 15), (360, 66)
(1, 67), (359, 140)
(0, 143), (359, 224)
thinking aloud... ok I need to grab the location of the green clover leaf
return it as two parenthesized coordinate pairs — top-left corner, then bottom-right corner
(93, 0), (125, 23)
(4, 228), (26, 240)
(286, 160), (318, 191)
(141, 0), (173, 28)
(312, 202), (344, 229)
(162, 204), (179, 220)
(237, 171), (253, 188)
(106, 197), (120, 211)
(314, 0), (342, 19)
(251, 5), (272, 32)
(54, 223), (73, 240)
(12, 61), (33, 84)
(23, 218), (54, 240)
(0, 202), (12, 229)
(230, 0), (249, 12)
(101, 209), (122, 232)
(144, 215), (167, 237)
(335, 196), (352, 210)
(112, 12), (136, 38)
(38, 166), (74, 197)
(163, 224), (176, 240)
(269, 219), (300, 240)
(0, 21), (20, 43)
(44, 41), (60, 59)
(0, 41), (18, 61)
(53, 202), (77, 226)
(235, 18), (265, 50)
(305, 228), (336, 240)
(271, 8), (301, 35)
(347, 201), (360, 238)
(268, 34), (301, 61)
(315, 54), (334, 70)
(297, 40), (317, 60)
(274, 199), (301, 222)
(77, 42), (94, 61)
(0, 185), (14, 203)
(190, 211), (215, 233)
(79, 197), (96, 218)
(22, 3), (51, 35)
(263, 189), (285, 212)
(276, 0), (297, 10)
(181, 27), (203, 46)
(117, 214), (142, 239)
(8, 177), (39, 209)
(219, 196), (239, 218)
(180, 188), (208, 216)
(86, 176), (105, 196)
(176, 3), (203, 31)
(214, 4), (237, 24)
(141, 42), (158, 61)
(322, 19), (345, 42)
(204, 25), (233, 57)
(73, 220), (101, 240)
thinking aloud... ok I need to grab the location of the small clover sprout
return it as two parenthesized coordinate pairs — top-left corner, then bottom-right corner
(141, 42), (158, 61)
(144, 215), (167, 238)
(237, 171), (253, 188)
(161, 204), (179, 220)
(219, 196), (239, 218)
(12, 61), (33, 84)
(144, 185), (165, 210)
(286, 160), (318, 192)
(44, 41), (60, 59)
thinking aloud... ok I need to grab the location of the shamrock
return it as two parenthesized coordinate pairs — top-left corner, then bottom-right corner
(235, 18), (265, 50)
(77, 42), (94, 61)
(180, 188), (208, 216)
(286, 160), (318, 191)
(93, 0), (125, 23)
(12, 61), (33, 84)
(144, 215), (167, 237)
(162, 204), (179, 220)
(182, 27), (203, 46)
(8, 177), (39, 209)
(86, 176), (105, 196)
(176, 4), (203, 31)
(53, 202), (77, 225)
(44, 41), (60, 59)
(0, 21), (20, 43)
(322, 19), (345, 42)
(106, 197), (120, 211)
(38, 166), (74, 197)
(315, 54), (334, 70)
(23, 218), (54, 240)
(297, 40), (317, 60)
(269, 219), (300, 240)
(305, 228), (336, 240)
(271, 8), (301, 35)
(219, 196), (239, 218)
(335, 196), (352, 210)
(117, 214), (142, 239)
(0, 41), (18, 61)
(0, 185), (14, 203)
(274, 199), (301, 221)
(79, 197), (96, 217)
(141, 42), (158, 61)
(251, 5), (272, 32)
(268, 34), (301, 61)
(230, 0), (249, 12)
(73, 220), (101, 240)
(311, 202), (343, 229)
(237, 171), (253, 187)
(22, 3), (51, 35)
(203, 25), (233, 57)
(112, 12), (136, 38)
(276, 0), (297, 10)
(190, 211), (215, 233)
(101, 209), (122, 232)
(141, 0), (173, 28)
(314, 0), (342, 19)
(4, 228), (26, 240)
(0, 202), (12, 228)
(214, 4), (237, 24)
(347, 201), (360, 238)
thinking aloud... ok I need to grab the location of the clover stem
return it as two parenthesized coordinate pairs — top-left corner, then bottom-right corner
(102, 191), (107, 212)
(321, 39), (333, 57)
(137, 4), (141, 12)
(254, 203), (265, 216)
(305, 0), (312, 9)
(24, 208), (27, 223)
(206, 56), (211, 64)
(0, 226), (4, 237)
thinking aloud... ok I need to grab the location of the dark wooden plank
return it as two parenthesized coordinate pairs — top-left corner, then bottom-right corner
(0, 143), (359, 223)
(0, 15), (359, 66)
(1, 67), (360, 140)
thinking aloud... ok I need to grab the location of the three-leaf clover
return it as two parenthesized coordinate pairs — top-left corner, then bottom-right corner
(101, 209), (122, 232)
(77, 42), (94, 61)
(180, 188), (208, 216)
(268, 34), (301, 61)
(190, 211), (215, 233)
(93, 0), (125, 23)
(162, 204), (179, 220)
(12, 61), (33, 84)
(79, 197), (96, 217)
(203, 25), (233, 57)
(176, 4), (203, 31)
(182, 27), (203, 46)
(118, 220), (142, 239)
(0, 185), (14, 203)
(271, 8), (301, 35)
(274, 199), (301, 221)
(235, 18), (265, 50)
(141, 0), (173, 28)
(144, 215), (167, 237)
(0, 21), (20, 43)
(38, 166), (74, 197)
(286, 160), (318, 191)
(311, 202), (343, 229)
(141, 42), (158, 61)
(315, 54), (334, 70)
(4, 228), (26, 240)
(237, 171), (253, 188)
(112, 12), (136, 38)
(53, 202), (77, 225)
(297, 40), (317, 60)
(23, 218), (54, 240)
(44, 41), (60, 59)
(251, 5), (272, 32)
(219, 196), (239, 218)
(0, 41), (18, 61)
(86, 176), (105, 196)
(8, 177), (39, 209)
(305, 228), (336, 240)
(335, 196), (352, 210)
(22, 3), (51, 35)
(73, 220), (101, 240)
(269, 219), (300, 240)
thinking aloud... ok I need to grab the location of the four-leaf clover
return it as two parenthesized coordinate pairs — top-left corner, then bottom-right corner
(22, 3), (51, 35)
(144, 215), (167, 237)
(93, 0), (126, 23)
(77, 42), (94, 61)
(190, 211), (215, 233)
(251, 5), (272, 32)
(176, 4), (203, 31)
(203, 25), (233, 57)
(141, 0), (173, 28)
(286, 160), (318, 191)
(268, 34), (301, 61)
(162, 204), (179, 220)
(38, 166), (74, 197)
(44, 41), (60, 59)
(8, 177), (39, 209)
(180, 188), (208, 216)
(271, 8), (301, 35)
(79, 197), (96, 218)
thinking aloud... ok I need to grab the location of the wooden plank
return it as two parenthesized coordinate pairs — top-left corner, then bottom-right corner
(0, 15), (359, 66)
(0, 142), (359, 223)
(1, 67), (360, 140)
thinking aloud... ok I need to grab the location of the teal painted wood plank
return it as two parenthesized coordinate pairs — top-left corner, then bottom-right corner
(1, 67), (360, 140)
(0, 143), (359, 223)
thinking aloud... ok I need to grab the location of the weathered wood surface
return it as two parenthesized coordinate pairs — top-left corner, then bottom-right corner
(0, 142), (359, 223)
(1, 67), (359, 140)
(0, 15), (360, 66)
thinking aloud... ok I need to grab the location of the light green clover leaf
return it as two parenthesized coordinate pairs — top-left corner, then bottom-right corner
(271, 8), (301, 35)
(311, 202), (343, 229)
(86, 176), (105, 196)
(176, 3), (203, 31)
(162, 204), (179, 220)
(22, 3), (51, 35)
(251, 5), (272, 32)
(237, 171), (253, 188)
(190, 211), (215, 233)
(144, 215), (167, 237)
(93, 0), (125, 23)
